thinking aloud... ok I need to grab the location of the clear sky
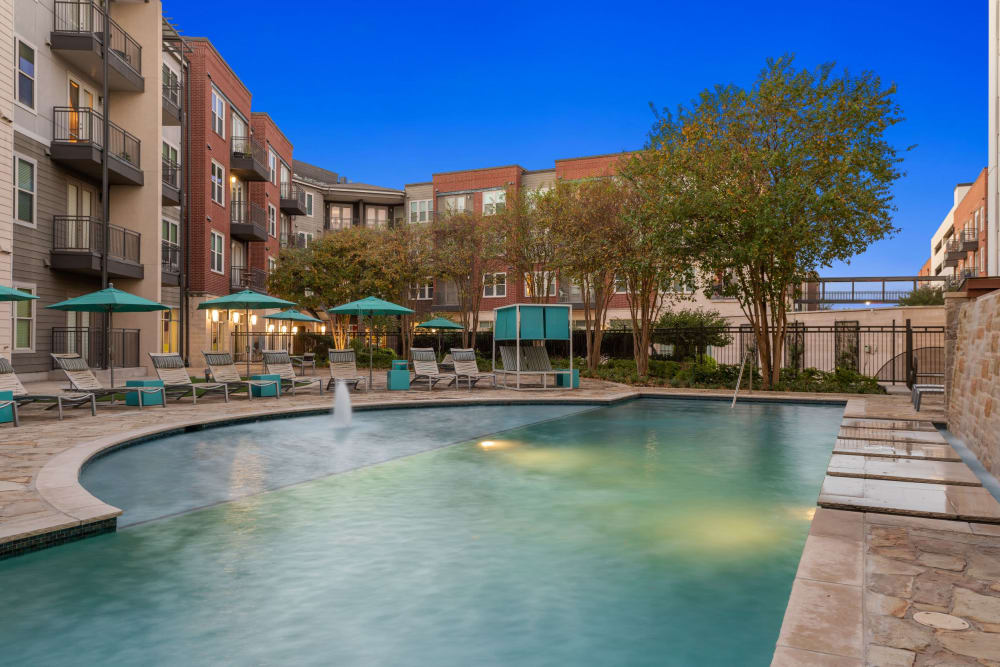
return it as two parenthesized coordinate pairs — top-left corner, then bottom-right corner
(164, 0), (986, 277)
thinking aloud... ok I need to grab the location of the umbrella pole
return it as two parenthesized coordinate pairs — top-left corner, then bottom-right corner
(246, 307), (251, 378)
(368, 314), (373, 393)
(109, 309), (114, 389)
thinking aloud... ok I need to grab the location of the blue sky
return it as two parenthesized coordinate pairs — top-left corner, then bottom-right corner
(164, 0), (986, 277)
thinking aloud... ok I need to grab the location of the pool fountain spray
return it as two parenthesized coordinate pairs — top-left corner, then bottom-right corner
(332, 379), (353, 428)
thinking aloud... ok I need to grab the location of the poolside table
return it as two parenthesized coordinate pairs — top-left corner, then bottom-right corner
(251, 374), (281, 398)
(0, 390), (14, 424)
(125, 380), (165, 407)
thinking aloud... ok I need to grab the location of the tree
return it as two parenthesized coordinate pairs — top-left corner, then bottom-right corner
(897, 285), (944, 306)
(495, 186), (559, 303)
(428, 211), (503, 346)
(644, 56), (904, 388)
(654, 308), (732, 361)
(542, 178), (628, 371)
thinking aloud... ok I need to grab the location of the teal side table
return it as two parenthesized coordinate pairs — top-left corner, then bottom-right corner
(0, 390), (14, 424)
(386, 369), (410, 391)
(391, 360), (408, 371)
(251, 374), (281, 397)
(125, 380), (165, 406)
(555, 369), (579, 388)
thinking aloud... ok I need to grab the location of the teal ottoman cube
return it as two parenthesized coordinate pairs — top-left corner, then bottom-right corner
(386, 369), (410, 391)
(0, 390), (14, 424)
(391, 360), (409, 371)
(555, 369), (579, 388)
(251, 374), (281, 397)
(125, 380), (165, 407)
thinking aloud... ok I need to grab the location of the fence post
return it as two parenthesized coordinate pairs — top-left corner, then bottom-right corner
(891, 320), (896, 385)
(905, 319), (914, 389)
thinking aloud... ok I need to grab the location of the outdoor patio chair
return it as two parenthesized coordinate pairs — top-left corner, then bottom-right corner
(450, 348), (495, 389)
(263, 350), (324, 396)
(911, 383), (945, 411)
(202, 352), (281, 400)
(410, 347), (457, 391)
(149, 353), (229, 404)
(326, 349), (367, 392)
(291, 352), (316, 375)
(0, 357), (96, 422)
(51, 353), (164, 409)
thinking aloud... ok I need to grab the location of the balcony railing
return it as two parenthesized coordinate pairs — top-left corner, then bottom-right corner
(53, 1), (142, 74)
(231, 200), (267, 231)
(162, 80), (181, 108)
(230, 136), (268, 181)
(53, 216), (140, 263)
(161, 241), (180, 274)
(959, 229), (979, 252)
(51, 327), (140, 369)
(162, 158), (180, 189)
(231, 266), (268, 293)
(53, 107), (141, 168)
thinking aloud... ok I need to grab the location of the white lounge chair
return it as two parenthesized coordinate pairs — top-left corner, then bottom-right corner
(149, 353), (229, 404)
(0, 357), (96, 422)
(202, 352), (280, 400)
(51, 353), (164, 409)
(410, 347), (456, 391)
(450, 348), (495, 389)
(263, 350), (324, 396)
(327, 349), (367, 391)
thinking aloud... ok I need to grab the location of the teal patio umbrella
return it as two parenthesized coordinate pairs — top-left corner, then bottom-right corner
(415, 317), (462, 357)
(198, 290), (296, 377)
(46, 283), (169, 388)
(328, 297), (415, 391)
(0, 285), (40, 302)
(265, 308), (323, 324)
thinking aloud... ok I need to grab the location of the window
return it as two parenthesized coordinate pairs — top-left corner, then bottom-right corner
(328, 204), (352, 230)
(483, 272), (506, 298)
(409, 280), (434, 301)
(365, 206), (388, 228)
(268, 150), (277, 184)
(305, 192), (314, 216)
(614, 275), (628, 294)
(16, 39), (35, 110)
(162, 64), (180, 106)
(210, 161), (225, 205)
(523, 271), (556, 298)
(268, 204), (277, 236)
(12, 284), (34, 351)
(296, 231), (313, 247)
(162, 218), (179, 245)
(441, 195), (468, 215)
(483, 190), (506, 215)
(14, 155), (36, 226)
(268, 257), (277, 274)
(409, 199), (432, 223)
(210, 88), (225, 137)
(210, 231), (224, 274)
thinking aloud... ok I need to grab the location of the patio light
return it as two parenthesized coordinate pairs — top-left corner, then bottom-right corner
(211, 309), (220, 322)
(267, 324), (275, 333)
(281, 325), (288, 333)
(292, 326), (299, 334)
(250, 314), (257, 326)
(231, 311), (240, 324)
(321, 325), (326, 334)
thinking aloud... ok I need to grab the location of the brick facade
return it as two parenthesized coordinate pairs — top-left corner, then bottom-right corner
(951, 167), (989, 276)
(249, 112), (293, 272)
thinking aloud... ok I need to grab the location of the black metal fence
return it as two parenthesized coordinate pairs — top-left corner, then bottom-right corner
(229, 332), (297, 363)
(51, 327), (140, 369)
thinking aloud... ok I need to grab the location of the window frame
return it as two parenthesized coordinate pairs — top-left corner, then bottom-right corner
(209, 231), (225, 275)
(13, 153), (37, 228)
(15, 36), (36, 112)
(409, 280), (434, 301)
(268, 204), (277, 237)
(268, 256), (277, 274)
(482, 190), (506, 216)
(210, 160), (225, 206)
(483, 272), (507, 298)
(268, 150), (277, 185)
(210, 88), (226, 138)
(162, 218), (179, 245)
(304, 192), (314, 216)
(523, 271), (557, 298)
(409, 199), (432, 223)
(12, 282), (36, 352)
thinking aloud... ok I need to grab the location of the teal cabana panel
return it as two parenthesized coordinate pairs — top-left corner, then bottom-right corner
(543, 306), (570, 340)
(519, 306), (545, 340)
(495, 307), (518, 341)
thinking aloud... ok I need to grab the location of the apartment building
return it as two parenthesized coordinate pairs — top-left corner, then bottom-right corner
(0, 0), (13, 358)
(292, 160), (404, 242)
(921, 174), (990, 282)
(925, 182), (972, 278)
(11, 0), (170, 379)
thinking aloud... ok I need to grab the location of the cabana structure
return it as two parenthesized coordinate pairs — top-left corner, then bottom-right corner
(492, 303), (573, 390)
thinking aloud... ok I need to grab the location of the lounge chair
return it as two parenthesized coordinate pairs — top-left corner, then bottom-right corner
(202, 352), (280, 400)
(291, 352), (316, 375)
(496, 344), (569, 389)
(450, 348), (495, 389)
(0, 357), (96, 422)
(51, 353), (164, 408)
(410, 347), (456, 391)
(326, 349), (367, 391)
(149, 353), (229, 404)
(263, 350), (324, 396)
(912, 384), (944, 411)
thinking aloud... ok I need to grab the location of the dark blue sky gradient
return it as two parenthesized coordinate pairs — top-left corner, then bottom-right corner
(164, 0), (986, 277)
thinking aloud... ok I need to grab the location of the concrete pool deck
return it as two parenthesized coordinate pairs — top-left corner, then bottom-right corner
(2, 379), (998, 665)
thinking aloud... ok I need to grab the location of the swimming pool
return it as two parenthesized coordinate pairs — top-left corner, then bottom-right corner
(0, 399), (842, 666)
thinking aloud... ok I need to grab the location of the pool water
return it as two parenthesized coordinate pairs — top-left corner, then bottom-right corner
(0, 399), (842, 666)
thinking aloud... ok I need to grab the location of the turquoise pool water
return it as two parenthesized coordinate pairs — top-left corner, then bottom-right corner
(0, 399), (842, 666)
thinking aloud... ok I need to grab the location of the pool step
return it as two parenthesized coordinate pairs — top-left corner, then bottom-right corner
(826, 454), (982, 486)
(817, 476), (1000, 523)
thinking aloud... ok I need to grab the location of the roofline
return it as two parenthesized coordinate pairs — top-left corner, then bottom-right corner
(403, 181), (432, 188)
(323, 185), (404, 196)
(431, 164), (525, 178)
(251, 111), (294, 153)
(553, 150), (637, 163)
(184, 37), (252, 100)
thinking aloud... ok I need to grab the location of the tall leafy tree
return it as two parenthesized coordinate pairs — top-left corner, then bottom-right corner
(643, 56), (903, 387)
(495, 186), (559, 303)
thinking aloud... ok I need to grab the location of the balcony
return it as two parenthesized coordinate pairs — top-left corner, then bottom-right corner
(51, 216), (143, 279)
(280, 183), (307, 215)
(162, 81), (182, 126)
(230, 200), (268, 242)
(51, 1), (143, 92)
(960, 230), (979, 252)
(944, 237), (965, 264)
(230, 136), (268, 181)
(162, 158), (180, 206)
(51, 107), (143, 185)
(161, 241), (180, 286)
(231, 266), (268, 293)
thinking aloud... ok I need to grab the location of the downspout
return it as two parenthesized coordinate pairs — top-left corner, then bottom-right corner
(180, 55), (190, 364)
(100, 4), (110, 370)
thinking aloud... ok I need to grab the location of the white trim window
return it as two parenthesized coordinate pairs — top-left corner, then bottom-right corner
(614, 275), (628, 294)
(268, 256), (277, 274)
(296, 231), (313, 247)
(13, 284), (35, 352)
(305, 192), (314, 216)
(210, 88), (226, 137)
(16, 38), (35, 111)
(483, 190), (506, 215)
(409, 199), (432, 223)
(523, 271), (556, 297)
(14, 155), (36, 227)
(483, 272), (506, 298)
(441, 195), (467, 216)
(268, 204), (277, 237)
(162, 218), (179, 245)
(268, 150), (277, 185)
(210, 161), (225, 206)
(210, 231), (224, 274)
(328, 204), (352, 230)
(409, 280), (434, 301)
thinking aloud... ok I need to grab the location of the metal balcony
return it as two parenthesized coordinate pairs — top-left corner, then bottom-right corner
(162, 81), (182, 126)
(230, 200), (268, 242)
(230, 136), (268, 181)
(162, 158), (180, 206)
(51, 1), (143, 92)
(944, 237), (966, 263)
(51, 216), (143, 279)
(51, 107), (143, 185)
(279, 183), (307, 215)
(230, 266), (268, 293)
(161, 241), (180, 286)
(960, 230), (979, 252)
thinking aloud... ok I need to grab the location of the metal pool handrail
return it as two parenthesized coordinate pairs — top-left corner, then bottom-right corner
(731, 350), (753, 408)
